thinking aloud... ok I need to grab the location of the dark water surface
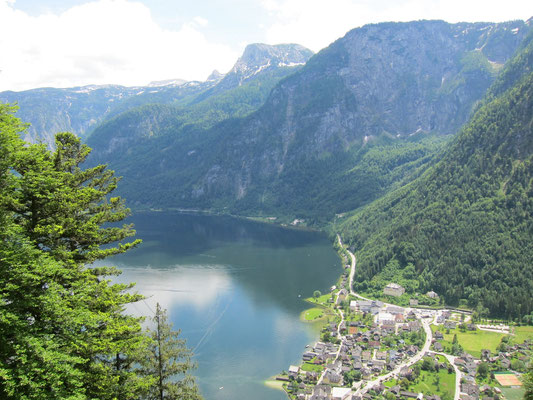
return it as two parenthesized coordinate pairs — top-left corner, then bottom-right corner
(103, 212), (340, 400)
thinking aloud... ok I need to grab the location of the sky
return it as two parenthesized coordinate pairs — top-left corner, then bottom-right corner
(0, 0), (532, 91)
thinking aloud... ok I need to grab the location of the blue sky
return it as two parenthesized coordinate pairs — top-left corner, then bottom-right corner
(1, 0), (532, 91)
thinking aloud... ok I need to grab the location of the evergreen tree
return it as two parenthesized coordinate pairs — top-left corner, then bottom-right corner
(142, 303), (202, 400)
(0, 104), (200, 399)
(9, 131), (141, 266)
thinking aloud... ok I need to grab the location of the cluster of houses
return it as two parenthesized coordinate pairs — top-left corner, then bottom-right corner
(480, 340), (531, 368)
(295, 377), (446, 400)
(283, 276), (530, 400)
(305, 385), (352, 400)
(282, 300), (430, 400)
(355, 381), (442, 400)
(457, 341), (531, 400)
(349, 300), (422, 336)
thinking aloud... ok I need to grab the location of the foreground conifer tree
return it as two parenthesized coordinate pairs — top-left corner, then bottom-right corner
(0, 104), (202, 399)
(10, 130), (141, 265)
(142, 303), (201, 400)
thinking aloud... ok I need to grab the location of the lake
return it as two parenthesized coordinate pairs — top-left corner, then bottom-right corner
(102, 212), (341, 400)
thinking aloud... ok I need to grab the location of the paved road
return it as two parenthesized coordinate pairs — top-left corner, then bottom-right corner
(337, 235), (369, 301)
(354, 318), (433, 396)
(336, 235), (435, 397)
(317, 290), (345, 385)
(434, 352), (462, 400)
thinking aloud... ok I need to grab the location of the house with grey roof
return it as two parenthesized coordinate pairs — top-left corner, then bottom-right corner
(384, 283), (405, 297)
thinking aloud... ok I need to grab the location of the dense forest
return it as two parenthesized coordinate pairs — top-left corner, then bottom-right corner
(338, 33), (533, 319)
(0, 105), (201, 400)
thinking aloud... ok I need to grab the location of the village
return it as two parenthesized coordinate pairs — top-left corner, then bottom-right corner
(275, 240), (532, 400)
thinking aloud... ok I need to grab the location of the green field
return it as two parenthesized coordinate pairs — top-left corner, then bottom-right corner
(305, 293), (334, 306)
(433, 325), (505, 358)
(409, 368), (455, 399)
(513, 326), (533, 343)
(501, 387), (525, 400)
(300, 362), (324, 373)
(385, 356), (455, 399)
(300, 307), (326, 322)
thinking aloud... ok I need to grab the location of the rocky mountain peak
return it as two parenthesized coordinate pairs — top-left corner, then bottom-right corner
(190, 43), (314, 100)
(207, 70), (225, 82)
(147, 79), (188, 87)
(235, 43), (314, 72)
(226, 43), (313, 85)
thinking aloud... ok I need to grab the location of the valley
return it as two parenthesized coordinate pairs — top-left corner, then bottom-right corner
(1, 13), (532, 400)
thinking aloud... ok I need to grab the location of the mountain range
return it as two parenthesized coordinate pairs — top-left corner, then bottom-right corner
(88, 19), (529, 223)
(0, 43), (313, 148)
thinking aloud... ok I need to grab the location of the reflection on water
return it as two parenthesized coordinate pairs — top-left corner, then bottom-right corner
(103, 212), (340, 400)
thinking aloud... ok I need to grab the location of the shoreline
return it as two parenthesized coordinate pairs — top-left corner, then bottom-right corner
(264, 376), (286, 392)
(129, 208), (324, 232)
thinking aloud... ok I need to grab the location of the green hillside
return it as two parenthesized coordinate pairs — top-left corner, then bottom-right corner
(338, 38), (533, 318)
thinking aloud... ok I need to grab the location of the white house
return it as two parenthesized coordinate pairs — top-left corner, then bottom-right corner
(384, 283), (405, 297)
(332, 387), (352, 400)
(377, 311), (395, 324)
(288, 365), (300, 378)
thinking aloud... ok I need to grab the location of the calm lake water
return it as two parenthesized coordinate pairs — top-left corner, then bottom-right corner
(102, 212), (340, 400)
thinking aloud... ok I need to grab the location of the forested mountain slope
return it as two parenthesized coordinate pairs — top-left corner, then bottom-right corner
(0, 82), (211, 147)
(338, 34), (533, 318)
(87, 20), (529, 223)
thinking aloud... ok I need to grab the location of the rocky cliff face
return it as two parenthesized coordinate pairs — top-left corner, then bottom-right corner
(230, 43), (313, 81)
(190, 43), (314, 102)
(186, 20), (529, 210)
(338, 33), (533, 316)
(69, 20), (533, 221)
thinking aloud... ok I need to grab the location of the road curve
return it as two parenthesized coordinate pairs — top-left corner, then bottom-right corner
(336, 235), (434, 397)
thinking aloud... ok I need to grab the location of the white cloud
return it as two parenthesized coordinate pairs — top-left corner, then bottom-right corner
(261, 0), (533, 52)
(192, 16), (209, 27)
(0, 0), (238, 91)
(1, 0), (531, 91)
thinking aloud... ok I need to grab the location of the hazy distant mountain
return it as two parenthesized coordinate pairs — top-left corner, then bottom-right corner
(1, 43), (313, 148)
(146, 79), (188, 87)
(87, 43), (314, 160)
(0, 82), (211, 147)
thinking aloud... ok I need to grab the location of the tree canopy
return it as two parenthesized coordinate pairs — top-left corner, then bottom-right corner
(0, 104), (201, 399)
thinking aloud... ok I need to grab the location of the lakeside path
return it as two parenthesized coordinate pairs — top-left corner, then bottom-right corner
(316, 290), (345, 384)
(315, 235), (359, 385)
(336, 235), (436, 397)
